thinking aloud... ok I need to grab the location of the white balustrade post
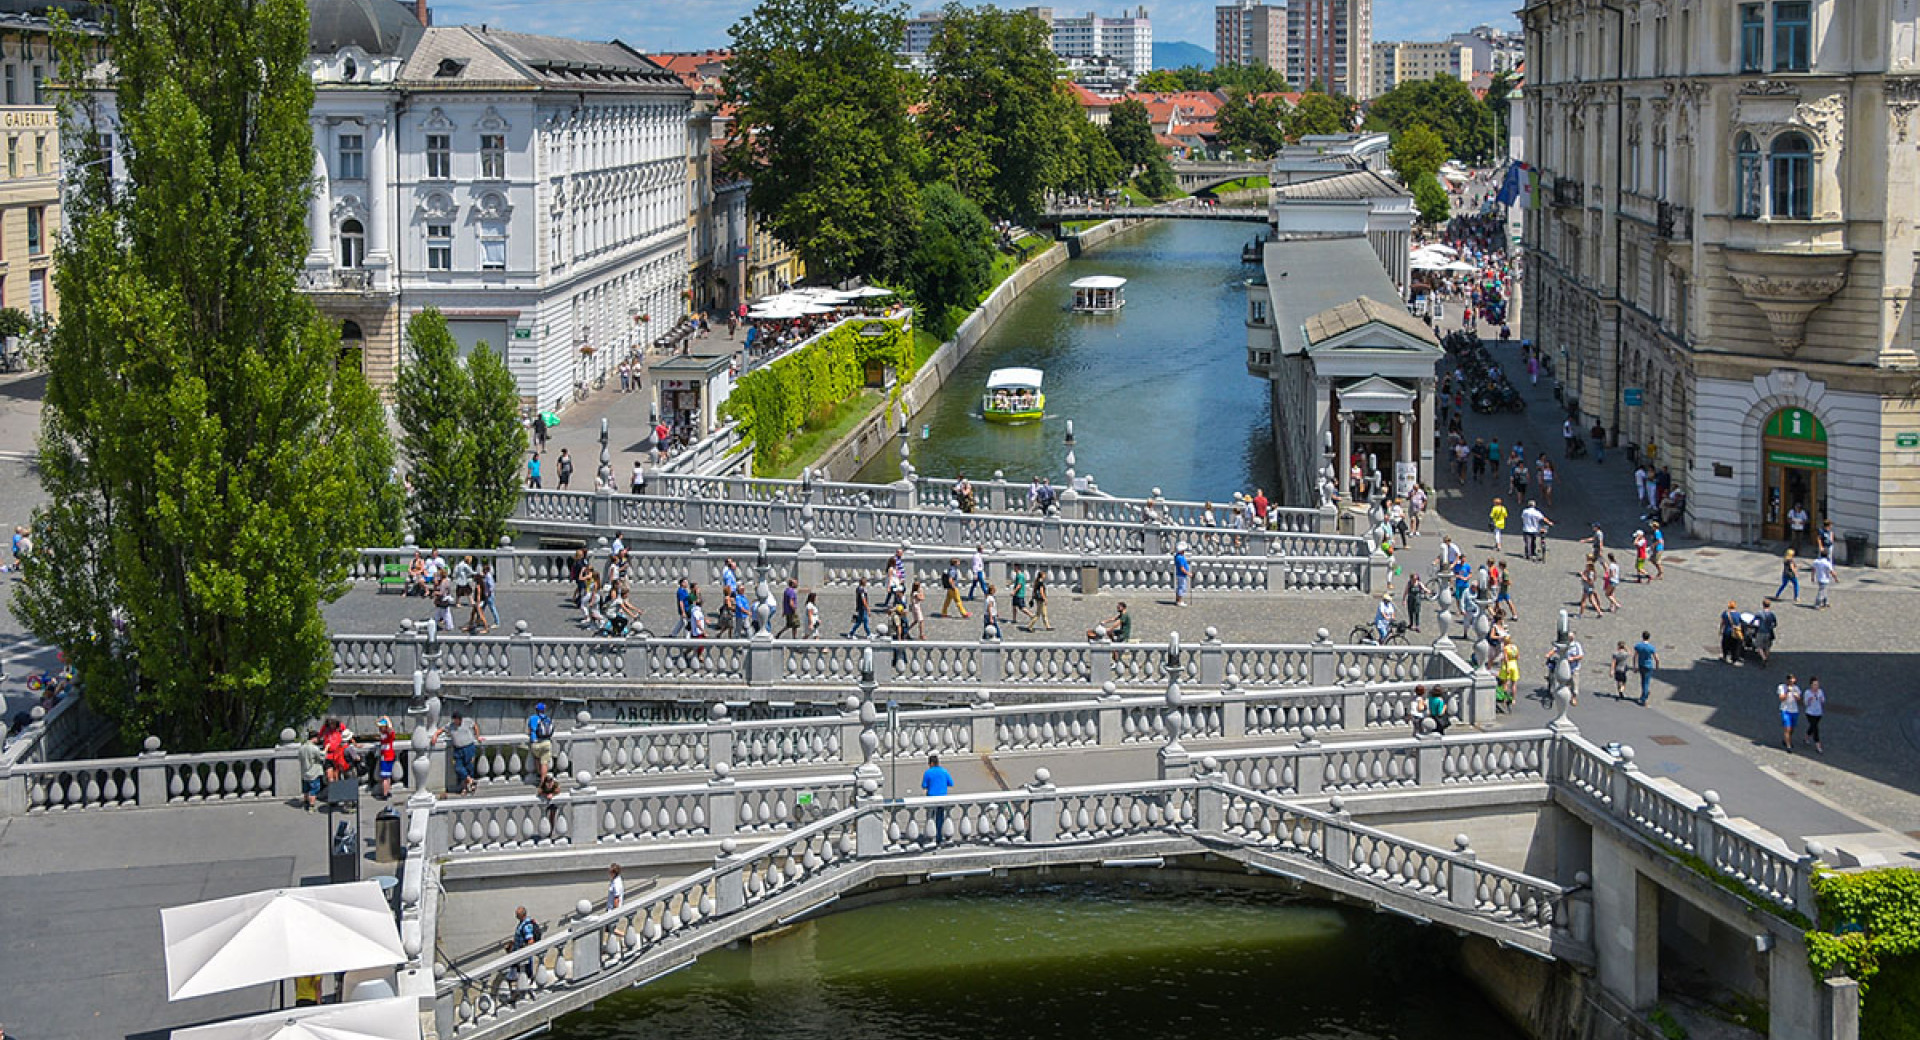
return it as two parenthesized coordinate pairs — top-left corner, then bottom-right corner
(1469, 666), (1499, 727)
(1294, 730), (1324, 794)
(1219, 675), (1246, 739)
(570, 898), (603, 982)
(854, 504), (876, 541)
(135, 736), (168, 807)
(0, 766), (25, 817)
(410, 729), (440, 795)
(979, 633), (1003, 681)
(507, 620), (534, 677)
(566, 711), (600, 786)
(273, 729), (303, 798)
(713, 839), (747, 913)
(1447, 834), (1479, 909)
(1567, 869), (1594, 944)
(1025, 769), (1059, 842)
(1795, 841), (1826, 922)
(746, 627), (774, 686)
(970, 690), (997, 753)
(1310, 628), (1336, 686)
(494, 539), (518, 591)
(707, 763), (739, 837)
(1265, 555), (1293, 593)
(854, 776), (887, 857)
(705, 703), (734, 770)
(1692, 790), (1725, 868)
(796, 541), (823, 590)
(1321, 796), (1352, 867)
(1089, 646), (1114, 687)
(1096, 682), (1123, 745)
(567, 772), (600, 844)
(393, 622), (421, 677)
(1194, 757), (1225, 832)
(1824, 976), (1860, 1040)
(1040, 515), (1064, 552)
(1341, 688), (1370, 730)
(1199, 628), (1223, 686)
(1609, 746), (1639, 822)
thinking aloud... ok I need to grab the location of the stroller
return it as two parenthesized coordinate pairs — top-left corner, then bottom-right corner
(597, 608), (633, 638)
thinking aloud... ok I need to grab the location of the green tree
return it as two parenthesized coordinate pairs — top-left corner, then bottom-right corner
(1211, 64), (1290, 93)
(1215, 89), (1286, 156)
(1136, 153), (1179, 199)
(463, 344), (528, 547)
(1413, 172), (1453, 225)
(395, 309), (526, 547)
(1063, 113), (1126, 195)
(1390, 123), (1450, 185)
(21, 0), (396, 751)
(725, 0), (925, 280)
(902, 183), (995, 337)
(1105, 98), (1160, 169)
(1282, 91), (1352, 140)
(395, 310), (471, 547)
(1366, 75), (1500, 163)
(1134, 68), (1183, 92)
(1485, 69), (1519, 148)
(924, 4), (1081, 218)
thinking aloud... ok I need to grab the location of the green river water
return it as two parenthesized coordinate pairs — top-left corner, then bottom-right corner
(547, 883), (1527, 1039)
(854, 220), (1281, 503)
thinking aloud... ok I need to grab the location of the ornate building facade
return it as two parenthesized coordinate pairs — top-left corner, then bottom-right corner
(1521, 0), (1920, 565)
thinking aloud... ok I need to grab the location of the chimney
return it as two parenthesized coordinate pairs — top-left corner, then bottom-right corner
(414, 0), (429, 26)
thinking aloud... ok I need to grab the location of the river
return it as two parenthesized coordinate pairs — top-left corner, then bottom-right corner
(547, 883), (1526, 1040)
(854, 221), (1279, 503)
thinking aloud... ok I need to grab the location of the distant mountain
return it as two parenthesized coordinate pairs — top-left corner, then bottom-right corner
(1152, 41), (1214, 71)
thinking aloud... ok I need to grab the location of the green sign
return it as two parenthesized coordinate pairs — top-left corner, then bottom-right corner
(1623, 388), (1643, 406)
(1898, 432), (1920, 449)
(1765, 407), (1826, 443)
(1767, 449), (1828, 470)
(512, 328), (532, 340)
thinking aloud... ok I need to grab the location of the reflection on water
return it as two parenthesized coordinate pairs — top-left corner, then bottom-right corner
(855, 221), (1278, 504)
(549, 883), (1526, 1040)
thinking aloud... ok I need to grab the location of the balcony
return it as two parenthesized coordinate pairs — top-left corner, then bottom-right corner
(298, 268), (376, 293)
(1656, 202), (1691, 242)
(1550, 176), (1584, 209)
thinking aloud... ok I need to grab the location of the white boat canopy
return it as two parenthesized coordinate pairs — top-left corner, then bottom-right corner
(1069, 275), (1128, 290)
(986, 367), (1044, 390)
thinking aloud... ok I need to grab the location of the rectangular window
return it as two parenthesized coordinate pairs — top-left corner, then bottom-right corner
(480, 219), (506, 270)
(1773, 2), (1810, 71)
(92, 132), (114, 179)
(32, 134), (43, 176)
(4, 66), (14, 106)
(426, 222), (452, 270)
(1736, 150), (1763, 218)
(337, 133), (364, 180)
(5, 136), (15, 179)
(425, 133), (451, 179)
(30, 64), (42, 104)
(28, 268), (44, 315)
(26, 205), (43, 254)
(480, 133), (505, 179)
(1739, 4), (1765, 71)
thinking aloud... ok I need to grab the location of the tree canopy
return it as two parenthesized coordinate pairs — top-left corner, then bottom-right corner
(1105, 98), (1159, 169)
(1365, 75), (1500, 164)
(923, 4), (1082, 218)
(1389, 123), (1449, 185)
(1215, 89), (1287, 156)
(22, 0), (399, 750)
(1283, 91), (1355, 140)
(394, 309), (527, 548)
(1137, 64), (1290, 94)
(903, 183), (996, 336)
(724, 0), (925, 280)
(1413, 172), (1452, 225)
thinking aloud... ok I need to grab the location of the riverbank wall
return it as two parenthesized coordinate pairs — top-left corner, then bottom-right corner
(805, 218), (1157, 480)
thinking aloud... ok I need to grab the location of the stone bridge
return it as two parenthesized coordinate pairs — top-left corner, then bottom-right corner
(1036, 203), (1270, 224)
(1169, 159), (1272, 193)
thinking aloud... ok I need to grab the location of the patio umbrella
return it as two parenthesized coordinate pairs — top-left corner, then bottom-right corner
(163, 881), (407, 1002)
(1409, 253), (1451, 271)
(795, 302), (839, 315)
(1444, 260), (1480, 273)
(838, 286), (895, 298)
(170, 997), (421, 1040)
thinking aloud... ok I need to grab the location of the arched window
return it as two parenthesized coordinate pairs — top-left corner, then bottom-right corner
(1769, 132), (1813, 219)
(338, 320), (365, 371)
(1734, 133), (1762, 218)
(338, 218), (365, 268)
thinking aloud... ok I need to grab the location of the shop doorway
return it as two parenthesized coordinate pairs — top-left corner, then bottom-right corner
(1760, 407), (1827, 543)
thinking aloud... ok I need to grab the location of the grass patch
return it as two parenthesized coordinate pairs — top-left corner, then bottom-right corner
(913, 326), (943, 367)
(1205, 175), (1271, 194)
(1013, 231), (1050, 253)
(764, 389), (885, 479)
(1062, 219), (1103, 234)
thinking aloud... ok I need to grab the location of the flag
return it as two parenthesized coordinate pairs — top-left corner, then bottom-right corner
(1494, 163), (1524, 207)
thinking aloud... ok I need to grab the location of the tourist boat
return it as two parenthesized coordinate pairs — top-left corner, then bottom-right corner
(1069, 275), (1126, 314)
(981, 367), (1045, 424)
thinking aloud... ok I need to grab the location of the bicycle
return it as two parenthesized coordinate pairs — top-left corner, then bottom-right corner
(1348, 620), (1412, 646)
(25, 668), (70, 694)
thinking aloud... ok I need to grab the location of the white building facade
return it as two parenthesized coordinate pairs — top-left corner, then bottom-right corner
(1521, 0), (1920, 565)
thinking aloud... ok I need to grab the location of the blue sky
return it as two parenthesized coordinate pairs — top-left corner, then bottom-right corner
(431, 0), (1520, 56)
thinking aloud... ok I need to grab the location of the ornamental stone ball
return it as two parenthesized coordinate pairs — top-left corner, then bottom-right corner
(712, 761), (732, 780)
(720, 837), (739, 856)
(574, 770), (593, 787)
(576, 710), (592, 726)
(1033, 767), (1052, 786)
(709, 703), (729, 721)
(577, 899), (594, 918)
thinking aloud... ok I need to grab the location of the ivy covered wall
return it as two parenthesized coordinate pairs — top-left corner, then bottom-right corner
(1808, 867), (1920, 1040)
(722, 314), (914, 475)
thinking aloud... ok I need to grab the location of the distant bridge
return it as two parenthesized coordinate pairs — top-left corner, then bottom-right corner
(1038, 203), (1269, 224)
(1170, 159), (1272, 192)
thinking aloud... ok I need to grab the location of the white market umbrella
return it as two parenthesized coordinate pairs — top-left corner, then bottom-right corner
(163, 882), (406, 1002)
(1409, 253), (1451, 271)
(795, 302), (839, 315)
(1443, 259), (1480, 273)
(747, 304), (805, 319)
(1415, 243), (1458, 256)
(839, 285), (895, 298)
(170, 997), (421, 1040)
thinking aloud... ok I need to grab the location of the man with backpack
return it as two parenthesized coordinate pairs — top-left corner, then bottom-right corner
(528, 703), (555, 784)
(939, 558), (968, 618)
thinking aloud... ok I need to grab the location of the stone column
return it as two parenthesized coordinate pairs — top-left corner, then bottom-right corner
(1416, 378), (1436, 489)
(1590, 835), (1658, 1011)
(366, 116), (391, 276)
(306, 139), (332, 271)
(1335, 410), (1353, 501)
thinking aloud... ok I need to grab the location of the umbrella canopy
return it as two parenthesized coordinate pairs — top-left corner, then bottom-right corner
(170, 997), (421, 1040)
(747, 304), (805, 319)
(838, 285), (895, 298)
(795, 302), (839, 315)
(1408, 253), (1451, 271)
(163, 882), (406, 1002)
(1443, 260), (1480, 273)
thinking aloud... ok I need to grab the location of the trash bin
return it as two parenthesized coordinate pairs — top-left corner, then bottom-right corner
(1079, 564), (1100, 595)
(1844, 533), (1870, 567)
(329, 817), (360, 884)
(373, 807), (404, 865)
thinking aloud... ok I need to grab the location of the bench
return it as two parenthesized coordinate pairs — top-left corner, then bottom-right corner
(378, 563), (410, 595)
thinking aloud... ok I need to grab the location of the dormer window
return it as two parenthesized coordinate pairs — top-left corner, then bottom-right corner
(342, 55), (358, 80)
(436, 57), (467, 78)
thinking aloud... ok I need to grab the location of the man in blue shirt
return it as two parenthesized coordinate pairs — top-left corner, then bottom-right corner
(921, 754), (955, 844)
(1172, 545), (1192, 607)
(1632, 631), (1660, 706)
(528, 703), (554, 783)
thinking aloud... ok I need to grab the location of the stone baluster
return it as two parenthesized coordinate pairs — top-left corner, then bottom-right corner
(1692, 789), (1725, 867)
(1219, 673), (1246, 739)
(507, 620), (534, 678)
(746, 624), (774, 687)
(1310, 628), (1336, 685)
(1198, 627), (1224, 686)
(1025, 768), (1059, 842)
(1095, 681), (1123, 745)
(795, 541), (823, 590)
(1795, 841), (1826, 921)
(707, 762), (738, 838)
(493, 537), (518, 591)
(410, 727), (440, 796)
(1608, 745), (1639, 819)
(1158, 640), (1190, 780)
(273, 729), (304, 800)
(969, 689), (997, 754)
(566, 711), (600, 786)
(854, 776), (886, 857)
(712, 839), (746, 913)
(567, 771), (600, 844)
(1448, 834), (1479, 909)
(136, 735), (168, 807)
(1293, 727), (1324, 794)
(570, 898), (603, 982)
(1321, 795), (1352, 868)
(705, 703), (734, 768)
(1567, 869), (1594, 943)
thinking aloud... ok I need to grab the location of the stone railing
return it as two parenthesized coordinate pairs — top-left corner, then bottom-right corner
(509, 486), (1361, 560)
(909, 475), (1328, 534)
(349, 542), (1381, 597)
(1552, 731), (1820, 918)
(656, 421), (748, 477)
(428, 767), (1573, 1038)
(0, 690), (106, 770)
(330, 628), (1464, 693)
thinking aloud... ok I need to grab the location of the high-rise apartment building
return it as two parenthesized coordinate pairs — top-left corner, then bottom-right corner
(904, 7), (1152, 76)
(1215, 0), (1286, 70)
(1370, 39), (1474, 96)
(1287, 0), (1371, 98)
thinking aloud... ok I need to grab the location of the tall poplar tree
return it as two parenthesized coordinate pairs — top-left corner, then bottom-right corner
(19, 0), (397, 750)
(395, 310), (473, 547)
